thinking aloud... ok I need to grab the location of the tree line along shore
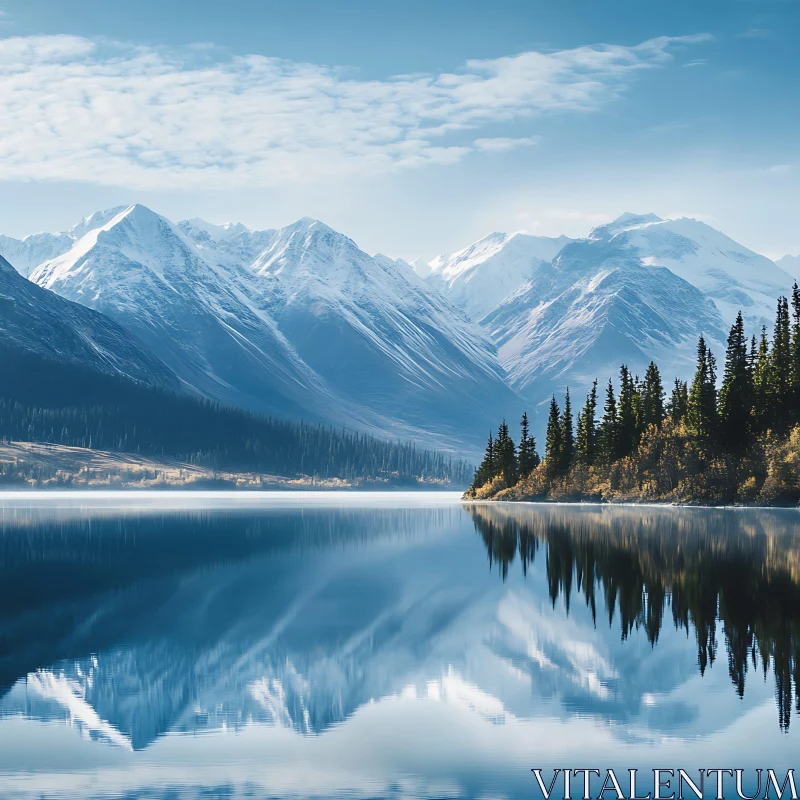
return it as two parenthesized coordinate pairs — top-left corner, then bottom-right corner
(465, 287), (800, 506)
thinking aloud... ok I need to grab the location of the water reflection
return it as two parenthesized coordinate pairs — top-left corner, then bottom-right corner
(0, 495), (798, 799)
(469, 504), (800, 731)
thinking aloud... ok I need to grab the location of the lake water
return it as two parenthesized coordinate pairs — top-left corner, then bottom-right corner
(1, 492), (799, 799)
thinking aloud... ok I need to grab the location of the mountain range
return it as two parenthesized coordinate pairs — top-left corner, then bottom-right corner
(0, 206), (796, 452)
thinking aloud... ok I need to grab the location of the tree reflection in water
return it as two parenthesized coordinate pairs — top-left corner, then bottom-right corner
(469, 504), (800, 730)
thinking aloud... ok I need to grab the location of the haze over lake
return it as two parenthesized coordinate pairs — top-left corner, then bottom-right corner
(1, 493), (799, 800)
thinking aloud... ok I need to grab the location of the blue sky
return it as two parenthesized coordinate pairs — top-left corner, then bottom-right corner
(0, 0), (798, 261)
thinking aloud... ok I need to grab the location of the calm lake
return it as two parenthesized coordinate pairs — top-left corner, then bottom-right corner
(1, 492), (799, 799)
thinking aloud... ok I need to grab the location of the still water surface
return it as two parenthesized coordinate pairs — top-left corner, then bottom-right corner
(0, 492), (799, 799)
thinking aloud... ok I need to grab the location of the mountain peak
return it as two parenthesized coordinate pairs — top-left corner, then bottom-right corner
(284, 217), (336, 235)
(272, 218), (359, 254)
(179, 218), (250, 242)
(590, 212), (663, 240)
(115, 203), (161, 224)
(68, 206), (130, 239)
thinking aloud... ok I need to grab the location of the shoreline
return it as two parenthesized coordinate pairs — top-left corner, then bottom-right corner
(462, 496), (800, 510)
(0, 441), (462, 492)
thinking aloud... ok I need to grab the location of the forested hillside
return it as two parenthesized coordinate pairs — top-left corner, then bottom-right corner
(466, 287), (800, 505)
(0, 345), (471, 487)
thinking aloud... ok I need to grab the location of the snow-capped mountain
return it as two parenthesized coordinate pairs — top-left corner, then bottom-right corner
(27, 205), (518, 453)
(426, 232), (572, 321)
(589, 213), (794, 332)
(0, 253), (180, 389)
(29, 205), (359, 426)
(6, 203), (794, 450)
(431, 212), (794, 423)
(242, 218), (520, 439)
(0, 207), (127, 277)
(482, 237), (727, 405)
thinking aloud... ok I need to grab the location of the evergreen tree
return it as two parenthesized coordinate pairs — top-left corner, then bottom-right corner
(770, 296), (792, 429)
(598, 379), (619, 464)
(473, 291), (800, 505)
(495, 419), (517, 487)
(618, 365), (638, 458)
(472, 432), (495, 489)
(753, 326), (772, 434)
(790, 284), (800, 424)
(576, 380), (598, 465)
(560, 389), (575, 473)
(632, 374), (643, 438)
(668, 379), (688, 422)
(640, 362), (666, 431)
(545, 396), (563, 478)
(719, 312), (753, 452)
(687, 336), (718, 446)
(575, 409), (586, 465)
(517, 412), (540, 476)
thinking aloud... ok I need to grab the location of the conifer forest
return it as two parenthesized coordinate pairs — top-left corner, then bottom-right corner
(0, 346), (471, 487)
(466, 288), (800, 505)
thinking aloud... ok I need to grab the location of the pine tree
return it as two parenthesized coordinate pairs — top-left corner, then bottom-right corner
(560, 389), (575, 473)
(668, 379), (688, 422)
(771, 297), (792, 428)
(575, 380), (598, 465)
(471, 432), (495, 489)
(545, 396), (562, 478)
(718, 312), (752, 452)
(640, 362), (665, 431)
(753, 326), (772, 434)
(687, 336), (718, 446)
(575, 409), (586, 465)
(791, 284), (800, 424)
(770, 296), (791, 430)
(495, 419), (517, 487)
(618, 365), (637, 458)
(598, 379), (619, 464)
(517, 412), (539, 476)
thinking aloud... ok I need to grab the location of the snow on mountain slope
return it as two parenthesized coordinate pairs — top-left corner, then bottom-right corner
(178, 218), (279, 273)
(482, 236), (727, 415)
(426, 231), (573, 321)
(245, 218), (522, 445)
(0, 254), (180, 390)
(0, 232), (75, 278)
(179, 218), (250, 241)
(0, 207), (127, 277)
(28, 206), (518, 454)
(777, 253), (800, 279)
(30, 205), (349, 425)
(430, 212), (793, 438)
(591, 213), (795, 331)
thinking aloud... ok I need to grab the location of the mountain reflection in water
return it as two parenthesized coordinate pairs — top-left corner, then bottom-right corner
(0, 495), (799, 800)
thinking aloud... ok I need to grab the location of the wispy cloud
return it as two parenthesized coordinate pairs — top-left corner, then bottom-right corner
(473, 136), (541, 152)
(736, 27), (771, 38)
(0, 33), (711, 190)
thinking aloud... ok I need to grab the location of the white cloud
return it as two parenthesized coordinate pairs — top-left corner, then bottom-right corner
(473, 136), (540, 152)
(0, 33), (710, 190)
